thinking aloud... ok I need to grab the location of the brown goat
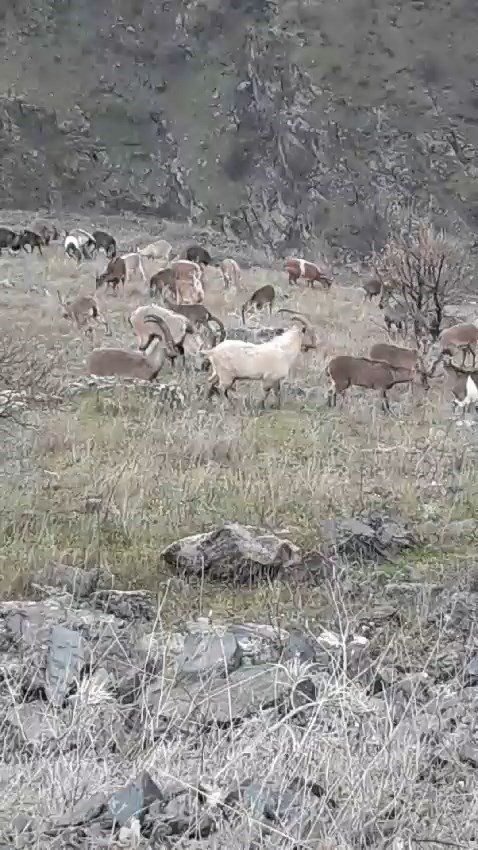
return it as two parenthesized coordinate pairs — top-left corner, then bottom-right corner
(363, 278), (382, 301)
(163, 290), (226, 342)
(95, 257), (126, 295)
(327, 355), (415, 411)
(149, 267), (176, 299)
(241, 285), (275, 324)
(285, 258), (331, 289)
(441, 355), (478, 404)
(220, 258), (241, 289)
(439, 323), (478, 367)
(57, 290), (109, 335)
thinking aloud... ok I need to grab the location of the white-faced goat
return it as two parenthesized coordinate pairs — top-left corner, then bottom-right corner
(129, 303), (197, 367)
(438, 322), (478, 367)
(88, 315), (176, 380)
(64, 228), (97, 262)
(327, 355), (415, 411)
(96, 257), (126, 295)
(455, 375), (478, 413)
(220, 258), (241, 289)
(285, 258), (331, 288)
(57, 290), (109, 335)
(202, 313), (316, 408)
(241, 285), (275, 324)
(440, 355), (478, 406)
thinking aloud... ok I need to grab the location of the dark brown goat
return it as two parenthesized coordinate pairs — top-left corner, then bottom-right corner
(95, 257), (126, 295)
(241, 285), (275, 324)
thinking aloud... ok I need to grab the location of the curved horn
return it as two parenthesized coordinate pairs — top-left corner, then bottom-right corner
(142, 314), (177, 357)
(277, 308), (310, 325)
(56, 288), (65, 307)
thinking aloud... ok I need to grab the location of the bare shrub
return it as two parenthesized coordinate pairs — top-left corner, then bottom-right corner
(372, 217), (473, 345)
(0, 333), (58, 422)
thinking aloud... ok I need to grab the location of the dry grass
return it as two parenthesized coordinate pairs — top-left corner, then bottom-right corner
(0, 232), (477, 611)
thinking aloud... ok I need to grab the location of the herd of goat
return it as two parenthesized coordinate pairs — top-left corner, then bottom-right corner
(2, 219), (478, 413)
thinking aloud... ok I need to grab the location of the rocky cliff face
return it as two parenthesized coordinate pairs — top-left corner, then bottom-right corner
(1, 0), (478, 255)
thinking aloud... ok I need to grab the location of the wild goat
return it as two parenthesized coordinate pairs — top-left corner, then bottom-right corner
(57, 290), (108, 334)
(88, 316), (176, 380)
(162, 289), (225, 342)
(96, 257), (126, 295)
(363, 278), (382, 301)
(378, 290), (407, 334)
(185, 245), (212, 265)
(438, 322), (478, 367)
(170, 260), (204, 304)
(138, 239), (172, 261)
(241, 285), (275, 324)
(64, 228), (97, 262)
(149, 267), (176, 299)
(455, 375), (478, 413)
(441, 355), (478, 405)
(285, 258), (331, 289)
(19, 229), (44, 254)
(220, 258), (241, 289)
(370, 342), (429, 390)
(202, 313), (316, 407)
(327, 356), (415, 411)
(119, 253), (147, 286)
(0, 227), (21, 254)
(92, 230), (116, 258)
(29, 219), (59, 244)
(129, 303), (197, 367)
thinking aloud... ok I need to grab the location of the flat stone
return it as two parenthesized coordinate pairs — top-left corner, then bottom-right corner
(177, 631), (243, 680)
(108, 770), (163, 827)
(54, 792), (108, 827)
(153, 663), (291, 724)
(45, 625), (84, 705)
(282, 630), (316, 663)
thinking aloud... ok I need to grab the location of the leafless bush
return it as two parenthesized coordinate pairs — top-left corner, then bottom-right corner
(0, 333), (57, 422)
(372, 217), (473, 345)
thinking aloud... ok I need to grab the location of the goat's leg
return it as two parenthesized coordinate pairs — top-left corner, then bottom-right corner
(327, 378), (337, 407)
(472, 346), (476, 368)
(381, 389), (390, 413)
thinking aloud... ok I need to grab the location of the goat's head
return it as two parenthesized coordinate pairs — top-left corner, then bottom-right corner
(319, 273), (332, 290)
(280, 311), (317, 351)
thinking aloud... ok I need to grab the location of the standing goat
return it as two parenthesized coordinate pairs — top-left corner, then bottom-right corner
(378, 289), (408, 335)
(29, 219), (59, 245)
(454, 375), (478, 413)
(149, 267), (176, 299)
(129, 303), (197, 367)
(92, 230), (117, 258)
(220, 258), (241, 289)
(327, 356), (415, 411)
(362, 278), (382, 301)
(241, 285), (275, 324)
(170, 260), (204, 304)
(285, 258), (331, 289)
(185, 245), (212, 265)
(96, 257), (126, 295)
(119, 253), (147, 287)
(162, 290), (225, 343)
(57, 290), (109, 335)
(138, 239), (172, 261)
(438, 323), (478, 367)
(440, 355), (478, 405)
(19, 229), (45, 254)
(0, 227), (21, 254)
(88, 316), (175, 380)
(202, 313), (316, 408)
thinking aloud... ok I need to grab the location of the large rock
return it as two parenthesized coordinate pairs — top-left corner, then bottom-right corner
(161, 521), (301, 583)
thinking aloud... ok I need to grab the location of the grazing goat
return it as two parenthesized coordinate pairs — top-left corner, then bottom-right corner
(88, 316), (176, 379)
(163, 290), (225, 342)
(64, 228), (97, 262)
(378, 289), (408, 334)
(138, 239), (172, 261)
(57, 290), (108, 334)
(202, 313), (316, 407)
(327, 356), (415, 411)
(438, 323), (478, 367)
(285, 258), (331, 289)
(0, 227), (21, 254)
(241, 285), (275, 324)
(363, 278), (382, 301)
(120, 252), (147, 286)
(441, 356), (478, 405)
(29, 219), (59, 244)
(186, 245), (212, 265)
(92, 230), (117, 258)
(149, 267), (176, 299)
(19, 229), (44, 255)
(170, 260), (204, 304)
(96, 257), (126, 295)
(220, 258), (241, 289)
(129, 303), (196, 367)
(370, 342), (429, 390)
(455, 375), (478, 413)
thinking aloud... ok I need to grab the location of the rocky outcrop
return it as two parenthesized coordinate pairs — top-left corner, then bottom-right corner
(1, 0), (478, 256)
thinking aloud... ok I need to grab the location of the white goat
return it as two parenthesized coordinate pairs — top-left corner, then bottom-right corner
(220, 258), (241, 289)
(202, 313), (316, 407)
(138, 239), (172, 261)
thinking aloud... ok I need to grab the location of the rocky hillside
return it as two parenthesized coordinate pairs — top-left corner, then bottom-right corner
(1, 0), (478, 254)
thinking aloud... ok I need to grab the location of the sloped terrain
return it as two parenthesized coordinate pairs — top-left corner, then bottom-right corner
(2, 0), (478, 254)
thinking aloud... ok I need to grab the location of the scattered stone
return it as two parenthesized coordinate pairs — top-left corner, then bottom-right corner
(108, 771), (163, 827)
(322, 511), (415, 562)
(162, 521), (301, 583)
(177, 631), (243, 680)
(53, 792), (108, 828)
(46, 625), (84, 705)
(35, 563), (109, 598)
(91, 589), (157, 621)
